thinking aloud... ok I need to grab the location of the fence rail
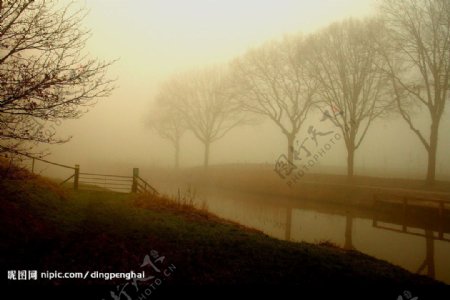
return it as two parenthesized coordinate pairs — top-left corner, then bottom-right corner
(30, 156), (75, 171)
(22, 155), (158, 195)
(79, 172), (133, 179)
(372, 193), (450, 241)
(78, 172), (133, 192)
(135, 175), (158, 195)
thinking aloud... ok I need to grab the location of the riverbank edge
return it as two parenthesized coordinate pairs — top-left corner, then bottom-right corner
(1, 164), (449, 299)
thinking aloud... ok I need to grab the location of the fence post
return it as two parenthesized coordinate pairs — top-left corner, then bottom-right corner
(74, 164), (80, 191)
(31, 158), (35, 174)
(132, 168), (139, 193)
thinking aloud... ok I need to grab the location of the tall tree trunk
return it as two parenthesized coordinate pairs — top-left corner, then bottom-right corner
(285, 207), (292, 241)
(174, 138), (180, 169)
(204, 140), (210, 168)
(287, 133), (295, 163)
(347, 146), (355, 180)
(344, 213), (354, 250)
(426, 119), (439, 185)
(425, 229), (435, 278)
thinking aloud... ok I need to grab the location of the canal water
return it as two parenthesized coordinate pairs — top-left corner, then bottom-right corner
(166, 185), (450, 284)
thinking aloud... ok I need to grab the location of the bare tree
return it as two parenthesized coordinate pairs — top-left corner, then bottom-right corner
(379, 0), (450, 184)
(304, 19), (392, 179)
(231, 36), (315, 163)
(167, 67), (245, 168)
(0, 0), (115, 158)
(149, 84), (186, 168)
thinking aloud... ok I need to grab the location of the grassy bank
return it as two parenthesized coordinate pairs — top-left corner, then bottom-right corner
(0, 164), (448, 299)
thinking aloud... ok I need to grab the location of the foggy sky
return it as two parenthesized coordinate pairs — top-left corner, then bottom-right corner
(42, 0), (450, 179)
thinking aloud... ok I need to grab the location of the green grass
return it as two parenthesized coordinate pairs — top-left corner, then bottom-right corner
(0, 164), (448, 299)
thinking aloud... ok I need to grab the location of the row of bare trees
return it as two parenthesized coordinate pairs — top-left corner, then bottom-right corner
(149, 68), (246, 168)
(150, 0), (449, 184)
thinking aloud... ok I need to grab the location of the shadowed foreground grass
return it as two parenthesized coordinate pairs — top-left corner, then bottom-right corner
(0, 166), (448, 299)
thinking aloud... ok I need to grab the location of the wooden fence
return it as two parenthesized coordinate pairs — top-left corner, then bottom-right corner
(372, 193), (450, 278)
(372, 193), (450, 241)
(29, 157), (158, 195)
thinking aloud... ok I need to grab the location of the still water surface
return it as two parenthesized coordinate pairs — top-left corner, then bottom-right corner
(165, 185), (450, 284)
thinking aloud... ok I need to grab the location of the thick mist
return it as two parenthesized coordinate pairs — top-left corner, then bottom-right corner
(40, 0), (401, 175)
(2, 0), (450, 295)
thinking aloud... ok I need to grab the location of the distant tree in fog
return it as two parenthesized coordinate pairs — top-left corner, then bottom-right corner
(379, 0), (450, 185)
(158, 67), (245, 168)
(231, 36), (316, 163)
(149, 88), (186, 168)
(0, 0), (115, 158)
(304, 19), (393, 179)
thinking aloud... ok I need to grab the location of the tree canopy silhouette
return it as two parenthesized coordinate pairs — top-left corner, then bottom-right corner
(0, 0), (115, 158)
